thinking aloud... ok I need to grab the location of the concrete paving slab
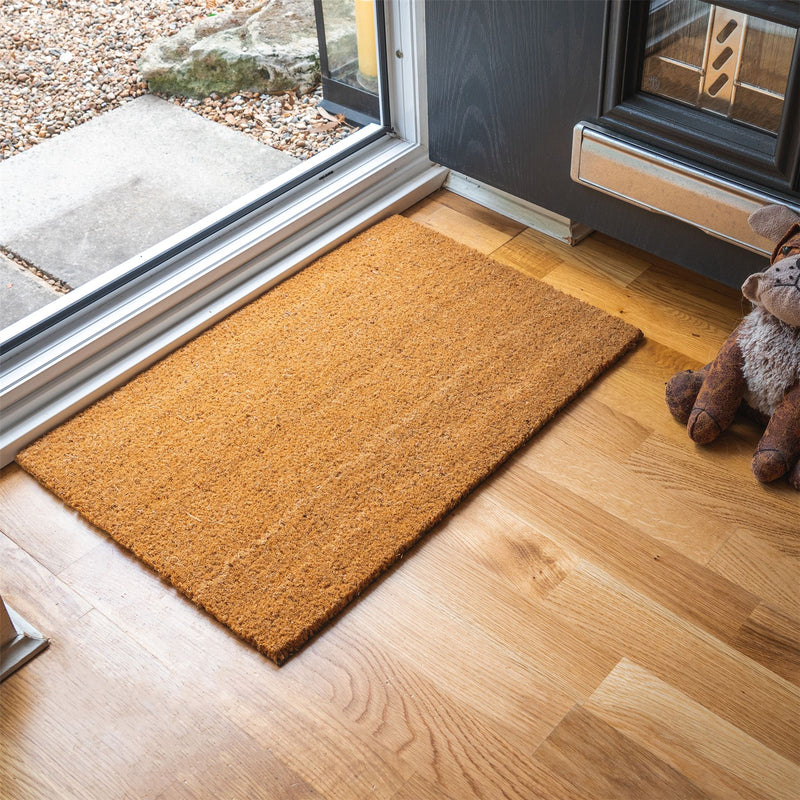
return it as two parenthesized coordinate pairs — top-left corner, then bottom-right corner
(0, 253), (61, 329)
(0, 95), (298, 291)
(9, 176), (212, 289)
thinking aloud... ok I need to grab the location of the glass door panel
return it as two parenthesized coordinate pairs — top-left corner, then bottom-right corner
(315, 0), (381, 125)
(641, 0), (797, 133)
(1, 0), (386, 334)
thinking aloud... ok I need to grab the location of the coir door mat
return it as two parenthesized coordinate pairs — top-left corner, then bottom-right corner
(17, 215), (642, 664)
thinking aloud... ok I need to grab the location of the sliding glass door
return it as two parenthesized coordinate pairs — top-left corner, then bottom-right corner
(0, 0), (389, 340)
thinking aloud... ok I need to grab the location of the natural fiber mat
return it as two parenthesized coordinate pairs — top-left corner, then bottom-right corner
(17, 215), (641, 663)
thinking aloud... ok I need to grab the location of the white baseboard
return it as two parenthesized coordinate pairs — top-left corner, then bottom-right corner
(444, 171), (592, 245)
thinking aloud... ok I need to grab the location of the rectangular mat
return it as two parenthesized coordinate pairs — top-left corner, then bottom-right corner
(16, 215), (642, 663)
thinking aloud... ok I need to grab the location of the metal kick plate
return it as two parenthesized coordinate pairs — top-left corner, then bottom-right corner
(570, 123), (799, 255)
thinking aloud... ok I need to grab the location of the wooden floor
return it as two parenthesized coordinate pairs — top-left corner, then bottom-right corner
(1, 189), (798, 799)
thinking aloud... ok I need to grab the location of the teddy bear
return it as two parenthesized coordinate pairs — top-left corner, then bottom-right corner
(665, 204), (800, 489)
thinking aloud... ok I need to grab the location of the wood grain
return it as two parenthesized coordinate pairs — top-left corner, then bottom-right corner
(585, 659), (800, 800)
(708, 530), (800, 617)
(486, 467), (760, 644)
(509, 393), (732, 562)
(0, 463), (106, 575)
(0, 534), (250, 800)
(154, 736), (325, 800)
(397, 192), (519, 254)
(731, 602), (800, 686)
(625, 434), (799, 538)
(534, 705), (710, 800)
(431, 189), (527, 239)
(543, 561), (800, 765)
(1, 191), (798, 799)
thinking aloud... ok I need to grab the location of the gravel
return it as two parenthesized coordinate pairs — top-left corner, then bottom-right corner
(1, 245), (71, 292)
(0, 0), (357, 162)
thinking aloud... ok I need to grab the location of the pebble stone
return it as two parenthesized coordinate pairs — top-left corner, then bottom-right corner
(0, 0), (357, 162)
(1, 245), (71, 293)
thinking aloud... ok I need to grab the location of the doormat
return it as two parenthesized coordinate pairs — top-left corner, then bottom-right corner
(16, 215), (642, 664)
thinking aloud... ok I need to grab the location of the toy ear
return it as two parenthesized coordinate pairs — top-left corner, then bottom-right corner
(742, 272), (763, 304)
(748, 204), (800, 243)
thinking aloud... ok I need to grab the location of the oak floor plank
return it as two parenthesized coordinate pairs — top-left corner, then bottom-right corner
(534, 705), (711, 800)
(403, 195), (518, 254)
(0, 535), (253, 800)
(274, 607), (576, 800)
(730, 602), (800, 686)
(231, 689), (411, 800)
(486, 466), (760, 643)
(625, 430), (799, 537)
(582, 336), (762, 455)
(585, 659), (799, 800)
(495, 226), (651, 287)
(0, 529), (92, 629)
(154, 736), (325, 800)
(625, 256), (746, 334)
(734, 533), (800, 573)
(518, 228), (744, 335)
(406, 481), (583, 603)
(387, 496), (621, 701)
(389, 775), (458, 800)
(287, 633), (558, 800)
(515, 393), (732, 562)
(430, 188), (528, 238)
(708, 530), (800, 618)
(490, 228), (567, 279)
(390, 757), (590, 800)
(583, 337), (708, 433)
(0, 463), (106, 575)
(543, 561), (800, 765)
(389, 738), (594, 800)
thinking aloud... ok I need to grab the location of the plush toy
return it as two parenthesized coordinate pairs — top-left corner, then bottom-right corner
(665, 204), (800, 489)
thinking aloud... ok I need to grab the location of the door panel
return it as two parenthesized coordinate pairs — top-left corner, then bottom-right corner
(425, 0), (799, 288)
(600, 1), (800, 191)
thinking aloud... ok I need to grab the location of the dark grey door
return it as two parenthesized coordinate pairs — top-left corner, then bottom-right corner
(426, 0), (800, 287)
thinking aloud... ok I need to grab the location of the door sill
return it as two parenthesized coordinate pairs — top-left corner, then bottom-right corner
(0, 138), (446, 465)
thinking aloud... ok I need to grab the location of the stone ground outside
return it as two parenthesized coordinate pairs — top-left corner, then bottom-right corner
(0, 0), (357, 161)
(0, 0), (361, 328)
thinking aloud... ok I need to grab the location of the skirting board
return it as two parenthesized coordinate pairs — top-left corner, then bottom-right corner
(444, 171), (593, 245)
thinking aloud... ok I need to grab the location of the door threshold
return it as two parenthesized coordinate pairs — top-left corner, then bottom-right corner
(0, 139), (446, 465)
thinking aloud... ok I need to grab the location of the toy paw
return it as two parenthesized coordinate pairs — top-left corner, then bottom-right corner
(751, 448), (791, 483)
(789, 461), (800, 491)
(687, 406), (724, 444)
(666, 368), (707, 424)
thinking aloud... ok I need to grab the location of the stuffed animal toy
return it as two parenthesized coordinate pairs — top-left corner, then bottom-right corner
(665, 204), (800, 489)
